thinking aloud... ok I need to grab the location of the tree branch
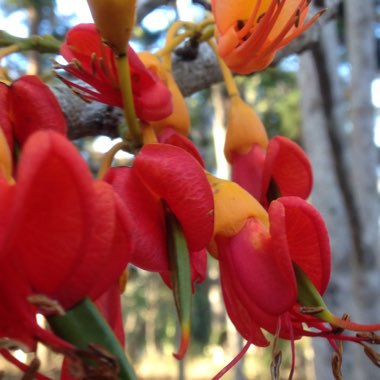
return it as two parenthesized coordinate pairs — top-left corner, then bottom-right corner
(30, 3), (336, 139)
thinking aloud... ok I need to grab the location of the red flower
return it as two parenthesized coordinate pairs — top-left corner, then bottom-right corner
(225, 97), (312, 207)
(216, 196), (331, 346)
(210, 176), (380, 378)
(0, 130), (132, 352)
(212, 0), (321, 74)
(0, 75), (67, 149)
(232, 136), (313, 208)
(104, 143), (214, 286)
(58, 23), (173, 122)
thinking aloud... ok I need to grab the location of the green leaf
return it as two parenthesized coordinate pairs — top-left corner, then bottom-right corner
(294, 263), (332, 322)
(48, 297), (136, 380)
(166, 211), (192, 360)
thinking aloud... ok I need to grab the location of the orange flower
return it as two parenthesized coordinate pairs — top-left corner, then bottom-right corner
(212, 0), (321, 74)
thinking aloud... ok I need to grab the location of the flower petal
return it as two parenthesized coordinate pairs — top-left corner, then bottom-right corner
(0, 265), (39, 351)
(208, 174), (267, 239)
(262, 136), (313, 205)
(60, 23), (114, 72)
(54, 181), (131, 308)
(104, 167), (168, 272)
(224, 97), (268, 162)
(88, 189), (133, 299)
(133, 144), (214, 251)
(6, 131), (95, 295)
(158, 127), (205, 167)
(218, 242), (270, 346)
(9, 76), (67, 144)
(231, 144), (266, 200)
(271, 197), (331, 294)
(139, 52), (190, 136)
(60, 24), (172, 122)
(221, 216), (297, 315)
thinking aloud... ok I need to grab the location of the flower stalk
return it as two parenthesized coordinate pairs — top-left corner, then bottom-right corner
(116, 54), (143, 149)
(0, 30), (61, 54)
(207, 39), (239, 98)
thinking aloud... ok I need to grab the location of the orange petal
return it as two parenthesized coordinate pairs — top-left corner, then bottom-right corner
(224, 97), (268, 162)
(139, 52), (190, 136)
(208, 173), (268, 239)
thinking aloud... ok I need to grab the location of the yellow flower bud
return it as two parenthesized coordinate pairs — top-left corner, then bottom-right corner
(208, 173), (268, 238)
(87, 0), (137, 55)
(224, 96), (268, 162)
(139, 52), (190, 136)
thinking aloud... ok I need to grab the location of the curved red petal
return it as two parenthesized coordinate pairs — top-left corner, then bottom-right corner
(222, 216), (297, 315)
(272, 197), (331, 294)
(88, 190), (132, 299)
(262, 136), (313, 204)
(158, 128), (205, 167)
(54, 181), (116, 308)
(60, 24), (171, 121)
(133, 144), (214, 251)
(129, 51), (173, 121)
(104, 167), (168, 272)
(218, 244), (270, 346)
(6, 131), (95, 295)
(9, 76), (67, 145)
(60, 24), (110, 71)
(231, 144), (266, 200)
(0, 181), (15, 254)
(0, 265), (39, 350)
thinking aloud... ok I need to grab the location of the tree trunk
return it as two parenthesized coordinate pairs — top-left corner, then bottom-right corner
(299, 46), (358, 380)
(345, 0), (380, 326)
(299, 0), (380, 377)
(27, 5), (42, 75)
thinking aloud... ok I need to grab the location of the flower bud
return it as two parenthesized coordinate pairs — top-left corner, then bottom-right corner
(139, 52), (190, 136)
(224, 96), (268, 162)
(87, 0), (137, 55)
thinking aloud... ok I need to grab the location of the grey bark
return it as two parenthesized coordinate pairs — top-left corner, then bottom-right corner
(346, 0), (380, 373)
(345, 0), (380, 325)
(299, 46), (359, 380)
(299, 0), (380, 378)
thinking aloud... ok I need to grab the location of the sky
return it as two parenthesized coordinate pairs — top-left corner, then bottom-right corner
(0, 0), (92, 37)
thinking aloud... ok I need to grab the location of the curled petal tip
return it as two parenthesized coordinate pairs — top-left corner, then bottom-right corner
(173, 323), (190, 360)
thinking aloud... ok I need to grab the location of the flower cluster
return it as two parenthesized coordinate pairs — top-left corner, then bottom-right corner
(0, 1), (379, 380)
